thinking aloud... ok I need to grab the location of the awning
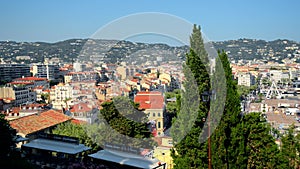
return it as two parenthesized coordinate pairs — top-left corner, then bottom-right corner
(22, 138), (91, 154)
(14, 136), (29, 143)
(89, 150), (161, 169)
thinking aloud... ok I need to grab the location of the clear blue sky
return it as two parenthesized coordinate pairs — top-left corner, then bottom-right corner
(1, 0), (300, 43)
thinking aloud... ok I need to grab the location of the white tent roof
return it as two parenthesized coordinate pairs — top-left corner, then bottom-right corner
(89, 150), (161, 169)
(22, 138), (91, 154)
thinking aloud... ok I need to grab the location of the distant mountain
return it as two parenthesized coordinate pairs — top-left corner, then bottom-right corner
(0, 39), (188, 64)
(212, 38), (300, 63)
(0, 38), (299, 64)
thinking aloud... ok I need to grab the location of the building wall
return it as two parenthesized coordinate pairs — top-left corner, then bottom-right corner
(50, 84), (74, 110)
(270, 70), (284, 83)
(116, 66), (127, 80)
(238, 72), (255, 87)
(32, 64), (59, 80)
(0, 86), (36, 106)
(145, 109), (164, 135)
(153, 137), (174, 169)
(0, 87), (15, 99)
(0, 64), (30, 82)
(64, 75), (72, 84)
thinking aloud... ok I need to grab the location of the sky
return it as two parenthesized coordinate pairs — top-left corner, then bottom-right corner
(0, 0), (300, 45)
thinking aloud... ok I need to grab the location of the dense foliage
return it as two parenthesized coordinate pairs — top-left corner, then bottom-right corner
(0, 113), (15, 159)
(52, 122), (100, 152)
(170, 24), (300, 169)
(0, 114), (35, 169)
(171, 24), (211, 168)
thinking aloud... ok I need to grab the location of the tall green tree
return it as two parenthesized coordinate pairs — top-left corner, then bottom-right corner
(210, 51), (241, 168)
(171, 24), (210, 168)
(232, 113), (284, 169)
(280, 125), (300, 169)
(97, 97), (154, 148)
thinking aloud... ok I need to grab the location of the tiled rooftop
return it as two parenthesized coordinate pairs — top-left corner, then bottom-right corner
(9, 109), (72, 135)
(14, 77), (47, 81)
(134, 91), (164, 109)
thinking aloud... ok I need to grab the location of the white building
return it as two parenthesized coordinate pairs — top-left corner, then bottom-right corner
(237, 72), (255, 87)
(32, 64), (59, 80)
(50, 83), (74, 110)
(269, 70), (289, 83)
(73, 62), (87, 72)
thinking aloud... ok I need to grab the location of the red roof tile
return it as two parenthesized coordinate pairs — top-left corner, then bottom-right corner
(70, 103), (92, 113)
(71, 119), (87, 124)
(134, 91), (164, 109)
(9, 109), (72, 135)
(135, 73), (142, 77)
(9, 82), (34, 85)
(131, 79), (139, 83)
(14, 77), (47, 81)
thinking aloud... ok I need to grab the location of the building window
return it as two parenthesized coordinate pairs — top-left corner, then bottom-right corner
(158, 122), (161, 128)
(158, 112), (161, 117)
(153, 112), (155, 117)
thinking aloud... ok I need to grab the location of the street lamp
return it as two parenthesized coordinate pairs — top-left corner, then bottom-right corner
(201, 90), (215, 169)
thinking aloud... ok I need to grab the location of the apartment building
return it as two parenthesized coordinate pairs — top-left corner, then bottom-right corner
(237, 72), (256, 87)
(1, 81), (37, 106)
(0, 64), (30, 82)
(50, 83), (74, 110)
(32, 64), (59, 80)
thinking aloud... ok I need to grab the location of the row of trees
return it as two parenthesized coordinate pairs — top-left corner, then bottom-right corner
(170, 24), (300, 169)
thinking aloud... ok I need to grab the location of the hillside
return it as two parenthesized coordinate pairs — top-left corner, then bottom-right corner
(0, 38), (299, 64)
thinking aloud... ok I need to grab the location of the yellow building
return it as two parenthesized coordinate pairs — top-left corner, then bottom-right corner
(153, 137), (174, 169)
(134, 91), (165, 136)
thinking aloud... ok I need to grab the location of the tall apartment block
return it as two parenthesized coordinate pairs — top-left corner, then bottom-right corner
(32, 64), (59, 80)
(0, 64), (31, 82)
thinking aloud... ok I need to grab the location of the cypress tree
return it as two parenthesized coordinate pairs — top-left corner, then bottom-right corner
(210, 51), (241, 169)
(171, 24), (210, 168)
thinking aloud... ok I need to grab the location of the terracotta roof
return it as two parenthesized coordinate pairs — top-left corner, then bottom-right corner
(9, 109), (72, 135)
(134, 91), (164, 109)
(34, 86), (43, 90)
(59, 67), (68, 71)
(131, 79), (139, 83)
(14, 77), (47, 81)
(9, 82), (34, 85)
(43, 89), (50, 93)
(71, 119), (87, 124)
(3, 98), (15, 101)
(70, 103), (92, 113)
(137, 91), (162, 95)
(135, 73), (143, 77)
